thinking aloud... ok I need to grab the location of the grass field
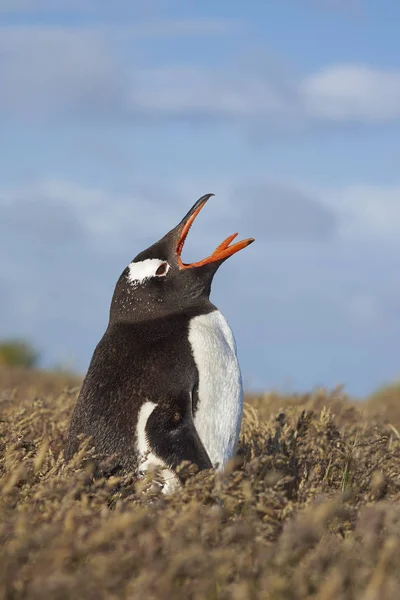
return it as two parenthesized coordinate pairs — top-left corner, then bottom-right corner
(1, 366), (400, 599)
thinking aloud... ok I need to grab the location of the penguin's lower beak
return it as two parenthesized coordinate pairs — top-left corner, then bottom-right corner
(176, 194), (255, 269)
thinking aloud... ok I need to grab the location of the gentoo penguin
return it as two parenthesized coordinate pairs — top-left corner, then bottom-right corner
(65, 194), (254, 493)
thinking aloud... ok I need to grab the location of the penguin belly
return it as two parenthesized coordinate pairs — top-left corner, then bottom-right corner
(188, 309), (244, 470)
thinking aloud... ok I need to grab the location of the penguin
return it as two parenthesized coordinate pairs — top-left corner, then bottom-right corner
(65, 194), (254, 493)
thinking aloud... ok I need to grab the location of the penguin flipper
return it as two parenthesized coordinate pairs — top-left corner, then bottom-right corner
(145, 390), (213, 485)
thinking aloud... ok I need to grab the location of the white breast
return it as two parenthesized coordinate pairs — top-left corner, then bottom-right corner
(189, 309), (243, 471)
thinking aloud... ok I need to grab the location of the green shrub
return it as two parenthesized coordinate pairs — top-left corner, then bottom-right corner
(0, 339), (39, 368)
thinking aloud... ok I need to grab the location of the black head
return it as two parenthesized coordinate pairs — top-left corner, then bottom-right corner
(109, 194), (255, 323)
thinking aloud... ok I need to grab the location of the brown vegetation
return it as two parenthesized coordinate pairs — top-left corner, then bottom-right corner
(1, 366), (400, 599)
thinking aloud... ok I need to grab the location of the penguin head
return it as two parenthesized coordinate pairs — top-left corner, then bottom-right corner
(110, 194), (255, 322)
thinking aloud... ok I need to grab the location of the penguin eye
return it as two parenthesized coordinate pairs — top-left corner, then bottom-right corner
(155, 262), (169, 277)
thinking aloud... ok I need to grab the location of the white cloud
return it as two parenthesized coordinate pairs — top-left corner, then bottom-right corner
(0, 177), (337, 256)
(0, 179), (174, 252)
(322, 184), (400, 241)
(303, 65), (400, 122)
(0, 24), (244, 124)
(232, 182), (338, 241)
(131, 62), (400, 125)
(0, 6), (398, 129)
(130, 62), (400, 127)
(0, 27), (130, 123)
(130, 66), (299, 119)
(1, 177), (400, 393)
(1, 23), (400, 127)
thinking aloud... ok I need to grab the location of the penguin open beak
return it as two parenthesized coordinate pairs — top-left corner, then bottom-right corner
(176, 194), (255, 269)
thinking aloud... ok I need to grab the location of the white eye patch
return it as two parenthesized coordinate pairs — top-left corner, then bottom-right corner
(127, 258), (170, 286)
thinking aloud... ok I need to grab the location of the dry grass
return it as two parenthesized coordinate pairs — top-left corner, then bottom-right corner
(1, 367), (400, 599)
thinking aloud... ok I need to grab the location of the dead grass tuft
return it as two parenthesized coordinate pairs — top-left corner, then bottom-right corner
(1, 368), (400, 598)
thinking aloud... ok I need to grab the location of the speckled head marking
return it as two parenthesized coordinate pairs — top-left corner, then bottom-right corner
(109, 194), (255, 324)
(127, 258), (170, 288)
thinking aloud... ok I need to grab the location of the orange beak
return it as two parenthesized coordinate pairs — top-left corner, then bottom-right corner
(177, 194), (255, 269)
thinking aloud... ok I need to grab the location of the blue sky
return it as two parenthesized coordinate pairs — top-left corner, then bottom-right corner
(1, 0), (400, 396)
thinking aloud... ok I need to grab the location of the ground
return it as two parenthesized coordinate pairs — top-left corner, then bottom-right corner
(1, 366), (400, 599)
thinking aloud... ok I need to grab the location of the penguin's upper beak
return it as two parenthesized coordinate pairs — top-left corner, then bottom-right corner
(176, 194), (255, 269)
